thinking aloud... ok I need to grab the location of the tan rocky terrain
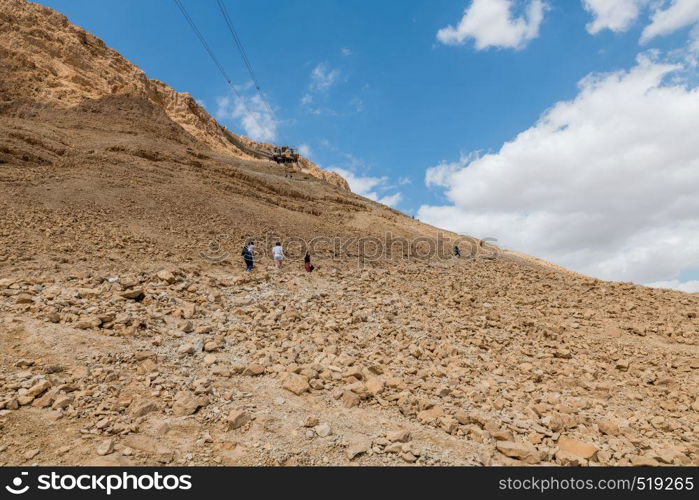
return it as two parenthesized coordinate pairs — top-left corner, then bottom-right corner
(0, 0), (697, 467)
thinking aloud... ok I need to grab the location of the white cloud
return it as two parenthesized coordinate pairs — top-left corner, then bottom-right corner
(350, 97), (365, 112)
(691, 24), (699, 52)
(436, 0), (547, 50)
(301, 63), (343, 115)
(341, 47), (353, 56)
(426, 152), (481, 188)
(582, 0), (648, 34)
(377, 192), (403, 207)
(216, 92), (278, 142)
(310, 62), (341, 92)
(417, 55), (699, 288)
(298, 143), (312, 158)
(641, 0), (699, 43)
(646, 279), (699, 293)
(328, 167), (402, 207)
(398, 176), (413, 185)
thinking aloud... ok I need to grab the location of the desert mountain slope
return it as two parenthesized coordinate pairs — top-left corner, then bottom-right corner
(0, 0), (697, 467)
(0, 0), (348, 189)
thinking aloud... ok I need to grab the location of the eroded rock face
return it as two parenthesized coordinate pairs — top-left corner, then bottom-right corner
(0, 0), (348, 190)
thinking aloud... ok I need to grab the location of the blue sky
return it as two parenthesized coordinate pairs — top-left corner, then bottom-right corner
(36, 0), (699, 291)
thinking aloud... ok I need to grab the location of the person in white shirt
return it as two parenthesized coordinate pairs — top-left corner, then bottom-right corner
(272, 242), (284, 268)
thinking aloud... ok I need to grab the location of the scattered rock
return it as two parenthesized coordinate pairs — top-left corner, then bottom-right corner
(282, 374), (310, 396)
(315, 423), (332, 437)
(172, 391), (205, 417)
(557, 436), (597, 460)
(346, 436), (371, 460)
(496, 441), (542, 464)
(96, 439), (115, 456)
(226, 409), (252, 430)
(387, 430), (411, 443)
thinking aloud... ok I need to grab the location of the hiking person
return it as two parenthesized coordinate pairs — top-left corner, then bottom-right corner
(454, 245), (461, 258)
(242, 242), (254, 271)
(304, 252), (315, 273)
(272, 241), (284, 268)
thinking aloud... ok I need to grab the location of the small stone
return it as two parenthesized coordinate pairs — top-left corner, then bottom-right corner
(26, 379), (51, 398)
(417, 406), (444, 424)
(226, 409), (251, 430)
(16, 294), (34, 304)
(615, 359), (630, 371)
(387, 430), (411, 443)
(454, 410), (469, 425)
(96, 439), (115, 456)
(629, 454), (659, 467)
(315, 423), (332, 437)
(365, 377), (384, 395)
(178, 344), (195, 355)
(121, 288), (145, 300)
(203, 341), (219, 352)
(45, 410), (62, 421)
(304, 416), (319, 428)
(597, 419), (621, 436)
(157, 270), (176, 283)
(557, 436), (597, 459)
(243, 364), (265, 376)
(24, 448), (40, 460)
(18, 395), (35, 406)
(492, 430), (514, 441)
(172, 391), (205, 417)
(341, 390), (360, 408)
(33, 392), (55, 408)
(51, 395), (74, 410)
(496, 441), (542, 464)
(74, 317), (102, 329)
(385, 443), (403, 453)
(182, 302), (196, 319)
(346, 437), (371, 460)
(121, 435), (172, 455)
(131, 400), (159, 418)
(282, 373), (310, 395)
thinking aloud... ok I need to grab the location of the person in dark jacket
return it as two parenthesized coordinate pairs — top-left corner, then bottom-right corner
(242, 243), (254, 271)
(454, 245), (461, 258)
(304, 252), (315, 273)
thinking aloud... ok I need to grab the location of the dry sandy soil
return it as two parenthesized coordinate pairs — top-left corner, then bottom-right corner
(0, 0), (697, 466)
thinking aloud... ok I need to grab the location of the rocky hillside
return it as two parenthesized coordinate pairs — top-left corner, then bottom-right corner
(0, 0), (697, 467)
(0, 0), (348, 189)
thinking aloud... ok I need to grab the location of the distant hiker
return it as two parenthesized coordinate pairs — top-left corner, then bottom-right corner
(304, 252), (315, 273)
(242, 241), (254, 271)
(454, 245), (461, 258)
(272, 241), (284, 268)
